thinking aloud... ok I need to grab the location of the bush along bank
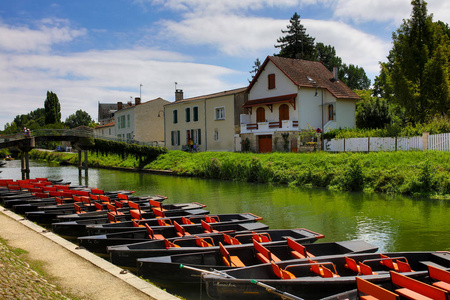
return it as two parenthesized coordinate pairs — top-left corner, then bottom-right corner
(144, 151), (450, 198)
(29, 149), (450, 198)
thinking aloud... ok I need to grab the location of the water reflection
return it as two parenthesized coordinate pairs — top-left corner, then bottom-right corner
(1, 160), (449, 252)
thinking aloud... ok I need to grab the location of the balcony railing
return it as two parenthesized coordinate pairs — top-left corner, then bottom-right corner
(241, 120), (299, 134)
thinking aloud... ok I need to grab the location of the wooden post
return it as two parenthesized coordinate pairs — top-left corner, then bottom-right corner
(422, 132), (429, 151)
(25, 152), (30, 179)
(78, 150), (82, 177)
(395, 137), (398, 151)
(21, 152), (26, 180)
(368, 137), (370, 152)
(84, 150), (88, 177)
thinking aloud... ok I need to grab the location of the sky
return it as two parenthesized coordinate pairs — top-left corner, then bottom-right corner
(1, 0), (450, 130)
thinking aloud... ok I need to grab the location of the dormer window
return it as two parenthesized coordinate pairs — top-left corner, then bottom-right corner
(268, 74), (275, 89)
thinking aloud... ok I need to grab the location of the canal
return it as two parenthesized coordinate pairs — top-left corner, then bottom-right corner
(1, 160), (449, 297)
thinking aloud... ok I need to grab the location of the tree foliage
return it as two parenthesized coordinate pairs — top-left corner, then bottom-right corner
(356, 98), (392, 129)
(65, 110), (93, 129)
(2, 108), (45, 134)
(249, 58), (261, 82)
(44, 91), (61, 124)
(273, 13), (370, 90)
(275, 12), (316, 60)
(374, 0), (450, 123)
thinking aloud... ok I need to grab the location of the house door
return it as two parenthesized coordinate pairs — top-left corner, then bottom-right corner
(256, 107), (265, 123)
(259, 135), (272, 153)
(279, 104), (289, 121)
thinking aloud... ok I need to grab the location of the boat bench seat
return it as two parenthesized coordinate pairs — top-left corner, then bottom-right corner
(391, 271), (449, 300)
(219, 242), (245, 267)
(356, 277), (400, 300)
(433, 281), (450, 292)
(287, 237), (314, 259)
(253, 239), (281, 264)
(428, 265), (450, 292)
(395, 288), (435, 300)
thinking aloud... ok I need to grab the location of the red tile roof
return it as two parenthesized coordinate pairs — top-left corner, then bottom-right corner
(248, 56), (360, 100)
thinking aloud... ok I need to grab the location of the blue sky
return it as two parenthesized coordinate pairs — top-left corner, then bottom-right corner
(1, 0), (449, 129)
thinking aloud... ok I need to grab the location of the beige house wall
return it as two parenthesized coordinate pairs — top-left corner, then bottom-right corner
(164, 99), (206, 151)
(134, 98), (170, 143)
(205, 94), (236, 152)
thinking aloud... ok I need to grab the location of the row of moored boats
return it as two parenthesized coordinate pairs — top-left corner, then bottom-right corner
(0, 177), (449, 300)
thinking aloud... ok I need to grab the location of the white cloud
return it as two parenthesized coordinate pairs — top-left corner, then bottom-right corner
(0, 49), (241, 128)
(146, 0), (308, 14)
(333, 0), (450, 26)
(0, 19), (86, 53)
(304, 19), (391, 73)
(160, 15), (286, 56)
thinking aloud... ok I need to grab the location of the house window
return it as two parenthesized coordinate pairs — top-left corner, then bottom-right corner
(268, 74), (275, 90)
(215, 107), (225, 120)
(171, 130), (180, 146)
(328, 104), (334, 121)
(214, 129), (219, 141)
(119, 116), (126, 129)
(193, 106), (199, 122)
(256, 107), (265, 123)
(127, 114), (130, 127)
(185, 107), (190, 122)
(173, 110), (178, 124)
(108, 128), (111, 135)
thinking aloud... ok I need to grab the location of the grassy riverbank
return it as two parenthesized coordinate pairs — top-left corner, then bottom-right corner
(29, 149), (450, 198)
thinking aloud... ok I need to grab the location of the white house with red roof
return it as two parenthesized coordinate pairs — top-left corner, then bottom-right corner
(241, 56), (360, 152)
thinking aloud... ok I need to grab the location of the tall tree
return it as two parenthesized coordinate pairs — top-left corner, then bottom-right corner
(65, 110), (93, 128)
(274, 13), (371, 90)
(339, 64), (371, 90)
(275, 12), (316, 60)
(375, 0), (450, 122)
(44, 91), (61, 124)
(249, 58), (261, 82)
(315, 43), (342, 71)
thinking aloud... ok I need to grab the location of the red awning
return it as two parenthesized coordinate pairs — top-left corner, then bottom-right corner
(243, 94), (297, 108)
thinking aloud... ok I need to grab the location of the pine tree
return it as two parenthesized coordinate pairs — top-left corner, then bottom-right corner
(249, 58), (261, 82)
(275, 12), (316, 60)
(44, 91), (61, 124)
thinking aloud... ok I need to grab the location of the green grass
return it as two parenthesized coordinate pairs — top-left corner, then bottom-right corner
(144, 150), (450, 198)
(29, 149), (450, 198)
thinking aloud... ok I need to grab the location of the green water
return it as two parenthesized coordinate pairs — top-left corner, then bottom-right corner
(2, 160), (449, 299)
(2, 160), (448, 252)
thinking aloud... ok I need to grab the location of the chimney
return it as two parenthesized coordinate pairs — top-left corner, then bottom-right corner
(175, 89), (184, 101)
(127, 101), (132, 106)
(333, 66), (339, 82)
(135, 97), (141, 105)
(117, 102), (123, 110)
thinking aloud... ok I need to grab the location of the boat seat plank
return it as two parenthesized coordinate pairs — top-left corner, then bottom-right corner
(253, 239), (281, 263)
(433, 281), (450, 292)
(391, 271), (449, 300)
(219, 242), (245, 267)
(421, 261), (448, 270)
(356, 277), (400, 300)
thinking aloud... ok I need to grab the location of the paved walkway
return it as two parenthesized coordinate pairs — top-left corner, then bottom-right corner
(0, 206), (179, 300)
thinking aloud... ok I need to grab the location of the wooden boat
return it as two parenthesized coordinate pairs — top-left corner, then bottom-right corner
(201, 251), (450, 300)
(136, 239), (378, 288)
(53, 213), (263, 237)
(107, 228), (326, 268)
(0, 161), (6, 167)
(78, 220), (274, 254)
(25, 201), (207, 224)
(322, 265), (450, 300)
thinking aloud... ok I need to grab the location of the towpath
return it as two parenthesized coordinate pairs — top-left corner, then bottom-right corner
(0, 206), (179, 300)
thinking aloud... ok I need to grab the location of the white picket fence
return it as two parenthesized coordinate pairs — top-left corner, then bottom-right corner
(325, 133), (450, 152)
